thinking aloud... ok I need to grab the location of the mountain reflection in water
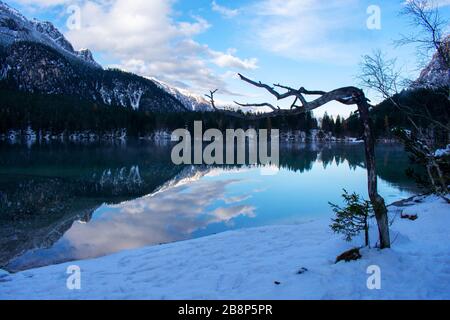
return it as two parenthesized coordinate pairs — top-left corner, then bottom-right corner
(0, 142), (418, 272)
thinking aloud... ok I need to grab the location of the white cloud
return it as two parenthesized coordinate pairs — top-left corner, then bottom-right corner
(212, 0), (239, 18)
(210, 48), (258, 70)
(112, 38), (256, 95)
(61, 179), (256, 259)
(12, 0), (258, 95)
(64, 0), (257, 94)
(250, 0), (365, 62)
(437, 0), (450, 6)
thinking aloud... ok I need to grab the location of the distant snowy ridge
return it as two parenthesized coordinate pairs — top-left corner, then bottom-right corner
(0, 1), (100, 67)
(150, 78), (213, 112)
(412, 35), (450, 89)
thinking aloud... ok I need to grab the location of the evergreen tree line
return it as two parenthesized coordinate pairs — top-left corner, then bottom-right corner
(0, 87), (319, 137)
(344, 88), (450, 144)
(1, 86), (447, 141)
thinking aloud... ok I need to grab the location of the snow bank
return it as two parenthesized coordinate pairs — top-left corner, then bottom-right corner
(0, 195), (448, 300)
(435, 145), (450, 158)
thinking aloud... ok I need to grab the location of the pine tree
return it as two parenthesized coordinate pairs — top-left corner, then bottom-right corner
(335, 115), (343, 137)
(330, 190), (373, 247)
(384, 115), (390, 137)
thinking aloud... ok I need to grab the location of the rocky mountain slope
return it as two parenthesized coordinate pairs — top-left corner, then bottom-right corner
(0, 1), (188, 113)
(413, 35), (449, 89)
(151, 78), (213, 112)
(0, 1), (99, 67)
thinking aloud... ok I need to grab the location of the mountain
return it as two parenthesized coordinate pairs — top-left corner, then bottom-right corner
(0, 0), (187, 112)
(413, 35), (450, 89)
(151, 78), (213, 112)
(0, 1), (99, 67)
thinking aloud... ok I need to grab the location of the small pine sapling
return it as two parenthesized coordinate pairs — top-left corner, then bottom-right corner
(330, 190), (374, 247)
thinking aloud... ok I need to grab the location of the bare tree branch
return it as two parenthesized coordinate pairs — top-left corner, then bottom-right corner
(205, 89), (219, 110)
(234, 101), (279, 111)
(206, 74), (392, 248)
(359, 50), (450, 132)
(233, 74), (367, 119)
(274, 84), (327, 96)
(237, 73), (297, 100)
(359, 51), (401, 99)
(397, 0), (449, 67)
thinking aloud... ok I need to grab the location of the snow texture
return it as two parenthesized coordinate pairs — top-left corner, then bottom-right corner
(435, 145), (450, 158)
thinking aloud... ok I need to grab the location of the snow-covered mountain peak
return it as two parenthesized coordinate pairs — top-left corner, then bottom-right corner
(150, 78), (213, 112)
(0, 1), (100, 68)
(413, 35), (450, 89)
(0, 1), (26, 22)
(32, 20), (74, 52)
(76, 48), (98, 65)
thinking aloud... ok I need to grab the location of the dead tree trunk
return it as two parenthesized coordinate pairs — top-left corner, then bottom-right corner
(207, 74), (392, 249)
(357, 100), (391, 249)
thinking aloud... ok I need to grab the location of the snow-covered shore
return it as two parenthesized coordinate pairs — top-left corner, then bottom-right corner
(0, 195), (448, 300)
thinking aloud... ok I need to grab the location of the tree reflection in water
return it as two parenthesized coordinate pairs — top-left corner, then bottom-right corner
(0, 142), (417, 272)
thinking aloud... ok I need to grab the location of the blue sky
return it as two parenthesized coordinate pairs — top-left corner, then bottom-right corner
(7, 0), (450, 118)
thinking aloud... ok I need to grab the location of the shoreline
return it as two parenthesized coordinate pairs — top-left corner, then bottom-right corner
(0, 193), (448, 300)
(0, 127), (401, 145)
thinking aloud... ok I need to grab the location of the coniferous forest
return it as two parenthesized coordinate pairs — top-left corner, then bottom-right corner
(1, 84), (448, 143)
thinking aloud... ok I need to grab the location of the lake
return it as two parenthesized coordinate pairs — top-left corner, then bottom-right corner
(0, 141), (418, 272)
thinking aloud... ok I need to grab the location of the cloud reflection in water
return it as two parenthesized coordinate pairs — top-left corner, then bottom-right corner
(9, 177), (257, 269)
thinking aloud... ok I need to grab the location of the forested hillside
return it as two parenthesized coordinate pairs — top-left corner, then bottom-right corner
(0, 85), (321, 137)
(344, 88), (450, 144)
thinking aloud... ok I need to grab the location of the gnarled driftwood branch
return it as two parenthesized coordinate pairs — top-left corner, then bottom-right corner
(206, 74), (391, 249)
